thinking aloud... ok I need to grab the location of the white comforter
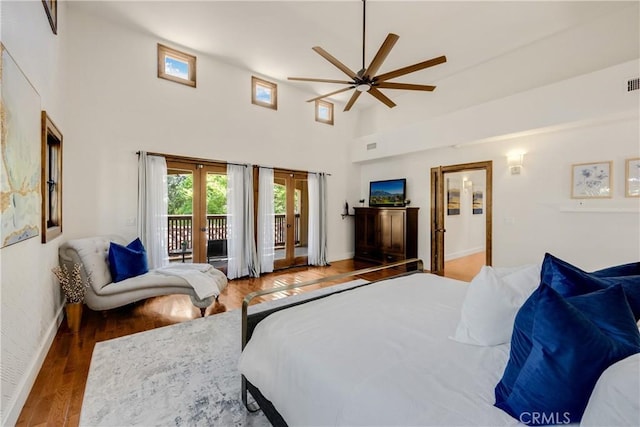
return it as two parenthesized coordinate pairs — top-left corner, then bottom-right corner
(238, 273), (522, 426)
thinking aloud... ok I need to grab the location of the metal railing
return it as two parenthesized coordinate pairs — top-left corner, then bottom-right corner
(167, 213), (300, 254)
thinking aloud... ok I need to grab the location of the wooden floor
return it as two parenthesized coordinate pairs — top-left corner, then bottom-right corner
(16, 255), (483, 426)
(444, 251), (486, 282)
(15, 258), (409, 427)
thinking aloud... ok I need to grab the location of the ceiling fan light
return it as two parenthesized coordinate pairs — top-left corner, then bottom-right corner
(356, 83), (371, 92)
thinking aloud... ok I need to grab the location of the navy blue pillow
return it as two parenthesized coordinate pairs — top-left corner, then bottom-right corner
(540, 253), (640, 320)
(593, 261), (640, 277)
(108, 238), (149, 283)
(495, 284), (640, 425)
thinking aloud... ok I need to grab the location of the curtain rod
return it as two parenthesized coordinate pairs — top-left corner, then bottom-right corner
(136, 151), (331, 176)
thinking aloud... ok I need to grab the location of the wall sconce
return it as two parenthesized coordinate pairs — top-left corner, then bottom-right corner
(507, 153), (525, 175)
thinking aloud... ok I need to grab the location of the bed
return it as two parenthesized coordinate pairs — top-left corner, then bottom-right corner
(238, 257), (640, 427)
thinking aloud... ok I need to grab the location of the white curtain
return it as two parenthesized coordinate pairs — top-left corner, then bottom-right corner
(137, 151), (169, 269)
(257, 167), (275, 274)
(226, 164), (259, 279)
(308, 172), (328, 266)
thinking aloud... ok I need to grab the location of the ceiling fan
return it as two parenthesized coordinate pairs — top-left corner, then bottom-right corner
(288, 0), (447, 112)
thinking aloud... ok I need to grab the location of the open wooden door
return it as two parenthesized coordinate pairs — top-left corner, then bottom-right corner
(431, 161), (493, 276)
(430, 166), (445, 275)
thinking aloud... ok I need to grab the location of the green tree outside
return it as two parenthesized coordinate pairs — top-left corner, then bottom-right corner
(168, 173), (290, 215)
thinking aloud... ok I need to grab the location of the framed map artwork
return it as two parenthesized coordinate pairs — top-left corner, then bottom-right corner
(1, 45), (42, 247)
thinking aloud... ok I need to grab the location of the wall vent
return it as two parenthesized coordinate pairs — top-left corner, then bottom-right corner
(628, 78), (640, 92)
(366, 142), (377, 150)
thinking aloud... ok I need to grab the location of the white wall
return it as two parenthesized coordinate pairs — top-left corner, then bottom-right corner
(444, 170), (486, 260)
(352, 59), (639, 162)
(1, 1), (68, 425)
(63, 5), (359, 262)
(358, 115), (640, 271)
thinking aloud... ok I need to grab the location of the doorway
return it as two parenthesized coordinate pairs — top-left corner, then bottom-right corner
(273, 171), (309, 269)
(430, 161), (492, 278)
(166, 161), (227, 267)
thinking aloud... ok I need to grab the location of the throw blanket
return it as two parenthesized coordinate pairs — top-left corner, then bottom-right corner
(156, 264), (228, 300)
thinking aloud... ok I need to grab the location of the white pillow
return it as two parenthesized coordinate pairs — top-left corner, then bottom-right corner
(581, 353), (640, 427)
(451, 264), (540, 346)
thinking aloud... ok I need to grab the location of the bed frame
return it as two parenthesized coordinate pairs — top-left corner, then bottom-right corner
(240, 258), (425, 426)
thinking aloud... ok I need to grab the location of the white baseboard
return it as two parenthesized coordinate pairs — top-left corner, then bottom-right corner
(329, 252), (355, 263)
(445, 247), (485, 261)
(2, 305), (64, 427)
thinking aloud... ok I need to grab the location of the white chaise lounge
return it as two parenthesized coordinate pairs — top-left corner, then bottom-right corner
(58, 235), (228, 315)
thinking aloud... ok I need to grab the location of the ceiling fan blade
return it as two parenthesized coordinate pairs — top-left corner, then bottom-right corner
(344, 91), (362, 112)
(368, 88), (396, 108)
(288, 77), (354, 84)
(374, 55), (447, 82)
(363, 33), (399, 79)
(306, 86), (354, 102)
(375, 82), (436, 91)
(312, 46), (358, 79)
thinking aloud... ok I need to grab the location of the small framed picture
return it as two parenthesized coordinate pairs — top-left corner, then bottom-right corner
(625, 158), (640, 198)
(42, 0), (57, 34)
(447, 178), (460, 215)
(157, 44), (196, 88)
(571, 161), (612, 199)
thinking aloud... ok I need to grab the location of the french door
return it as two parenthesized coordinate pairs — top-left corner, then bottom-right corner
(166, 161), (226, 264)
(273, 171), (308, 269)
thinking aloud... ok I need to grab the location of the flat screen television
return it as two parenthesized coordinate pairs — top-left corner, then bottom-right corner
(369, 178), (406, 207)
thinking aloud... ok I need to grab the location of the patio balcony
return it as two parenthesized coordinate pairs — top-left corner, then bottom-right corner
(167, 214), (300, 257)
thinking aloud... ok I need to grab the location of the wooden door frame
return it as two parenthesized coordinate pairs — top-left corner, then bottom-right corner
(274, 171), (309, 270)
(430, 161), (493, 275)
(167, 161), (225, 263)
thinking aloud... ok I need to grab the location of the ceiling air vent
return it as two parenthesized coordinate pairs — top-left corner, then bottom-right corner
(628, 78), (640, 92)
(366, 142), (377, 150)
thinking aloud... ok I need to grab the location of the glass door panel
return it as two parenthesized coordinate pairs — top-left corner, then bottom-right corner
(204, 171), (228, 271)
(167, 165), (195, 263)
(274, 172), (308, 269)
(273, 178), (287, 262)
(167, 162), (227, 265)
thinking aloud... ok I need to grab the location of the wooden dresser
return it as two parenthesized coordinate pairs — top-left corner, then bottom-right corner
(354, 207), (418, 263)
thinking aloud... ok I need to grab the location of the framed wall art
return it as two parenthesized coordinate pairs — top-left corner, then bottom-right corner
(472, 188), (483, 214)
(571, 161), (612, 199)
(625, 158), (640, 198)
(42, 0), (57, 34)
(1, 45), (42, 247)
(447, 178), (460, 215)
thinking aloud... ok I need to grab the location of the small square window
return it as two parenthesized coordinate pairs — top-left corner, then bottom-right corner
(157, 44), (196, 87)
(315, 100), (334, 125)
(252, 76), (277, 110)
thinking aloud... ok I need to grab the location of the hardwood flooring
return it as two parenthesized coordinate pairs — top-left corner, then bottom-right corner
(16, 258), (394, 427)
(16, 255), (482, 426)
(444, 251), (486, 282)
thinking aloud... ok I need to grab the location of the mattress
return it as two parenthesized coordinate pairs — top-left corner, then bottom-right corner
(237, 273), (522, 426)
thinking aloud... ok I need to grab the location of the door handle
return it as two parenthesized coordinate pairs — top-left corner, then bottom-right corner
(436, 228), (446, 232)
(286, 224), (292, 228)
(200, 227), (207, 232)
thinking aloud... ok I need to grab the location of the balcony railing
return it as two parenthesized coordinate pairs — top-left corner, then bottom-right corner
(167, 214), (300, 255)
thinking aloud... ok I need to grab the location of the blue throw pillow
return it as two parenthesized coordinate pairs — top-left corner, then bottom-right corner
(540, 253), (640, 320)
(495, 284), (640, 425)
(593, 261), (640, 277)
(108, 238), (149, 283)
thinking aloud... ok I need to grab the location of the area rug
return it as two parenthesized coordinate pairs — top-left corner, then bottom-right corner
(80, 279), (370, 426)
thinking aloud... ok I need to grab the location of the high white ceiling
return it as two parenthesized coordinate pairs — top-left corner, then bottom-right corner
(71, 1), (640, 113)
